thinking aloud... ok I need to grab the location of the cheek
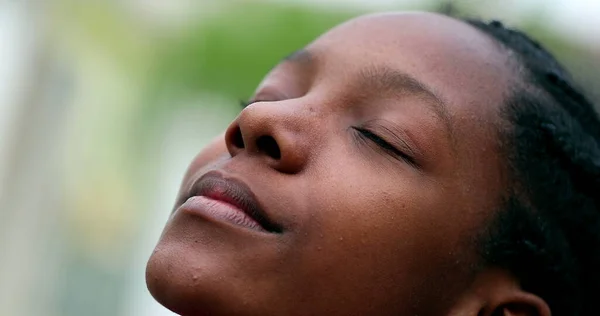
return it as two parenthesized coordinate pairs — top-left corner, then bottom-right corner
(292, 164), (428, 286)
(307, 152), (443, 242)
(309, 166), (443, 259)
(289, 155), (473, 310)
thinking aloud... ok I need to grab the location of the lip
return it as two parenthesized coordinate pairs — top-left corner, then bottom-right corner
(179, 171), (282, 233)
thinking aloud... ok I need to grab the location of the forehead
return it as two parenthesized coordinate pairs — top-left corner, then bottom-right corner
(305, 12), (513, 123)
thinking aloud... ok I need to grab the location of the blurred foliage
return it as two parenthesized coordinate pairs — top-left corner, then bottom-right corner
(507, 17), (600, 102)
(53, 0), (156, 74)
(144, 2), (356, 121)
(158, 4), (352, 96)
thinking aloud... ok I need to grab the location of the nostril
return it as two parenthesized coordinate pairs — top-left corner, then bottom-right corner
(256, 135), (281, 160)
(231, 126), (245, 149)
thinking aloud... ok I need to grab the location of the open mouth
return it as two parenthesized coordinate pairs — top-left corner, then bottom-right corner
(182, 171), (283, 233)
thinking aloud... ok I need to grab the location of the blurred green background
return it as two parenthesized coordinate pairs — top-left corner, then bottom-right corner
(0, 1), (598, 315)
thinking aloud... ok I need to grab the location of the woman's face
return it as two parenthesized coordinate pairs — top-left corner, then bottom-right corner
(147, 12), (514, 316)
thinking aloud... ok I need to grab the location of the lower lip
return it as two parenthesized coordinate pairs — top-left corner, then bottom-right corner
(179, 196), (265, 232)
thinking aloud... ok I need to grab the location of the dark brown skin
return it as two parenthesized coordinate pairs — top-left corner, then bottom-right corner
(147, 12), (551, 316)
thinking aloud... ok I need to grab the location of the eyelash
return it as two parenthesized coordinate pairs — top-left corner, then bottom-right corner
(352, 127), (417, 166)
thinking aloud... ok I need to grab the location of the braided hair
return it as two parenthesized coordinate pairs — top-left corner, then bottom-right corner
(466, 19), (600, 315)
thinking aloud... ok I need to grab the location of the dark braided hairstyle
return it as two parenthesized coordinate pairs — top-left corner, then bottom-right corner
(465, 19), (600, 315)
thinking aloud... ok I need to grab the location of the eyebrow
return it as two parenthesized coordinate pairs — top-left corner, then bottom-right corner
(358, 66), (453, 136)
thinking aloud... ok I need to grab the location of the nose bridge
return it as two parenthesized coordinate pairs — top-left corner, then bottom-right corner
(280, 99), (321, 130)
(245, 98), (319, 138)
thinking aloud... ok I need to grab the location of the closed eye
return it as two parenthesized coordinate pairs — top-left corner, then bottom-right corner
(352, 126), (418, 167)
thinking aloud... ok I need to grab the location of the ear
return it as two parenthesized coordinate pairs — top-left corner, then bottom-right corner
(447, 268), (551, 316)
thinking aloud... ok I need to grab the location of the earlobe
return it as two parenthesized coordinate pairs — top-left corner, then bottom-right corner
(447, 268), (550, 316)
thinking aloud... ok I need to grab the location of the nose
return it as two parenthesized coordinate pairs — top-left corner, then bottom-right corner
(224, 101), (312, 174)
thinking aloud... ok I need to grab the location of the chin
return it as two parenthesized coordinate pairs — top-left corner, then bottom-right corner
(146, 240), (219, 316)
(146, 186), (293, 315)
(145, 229), (278, 316)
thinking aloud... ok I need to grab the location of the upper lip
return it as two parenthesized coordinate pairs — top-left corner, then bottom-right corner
(184, 171), (282, 233)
